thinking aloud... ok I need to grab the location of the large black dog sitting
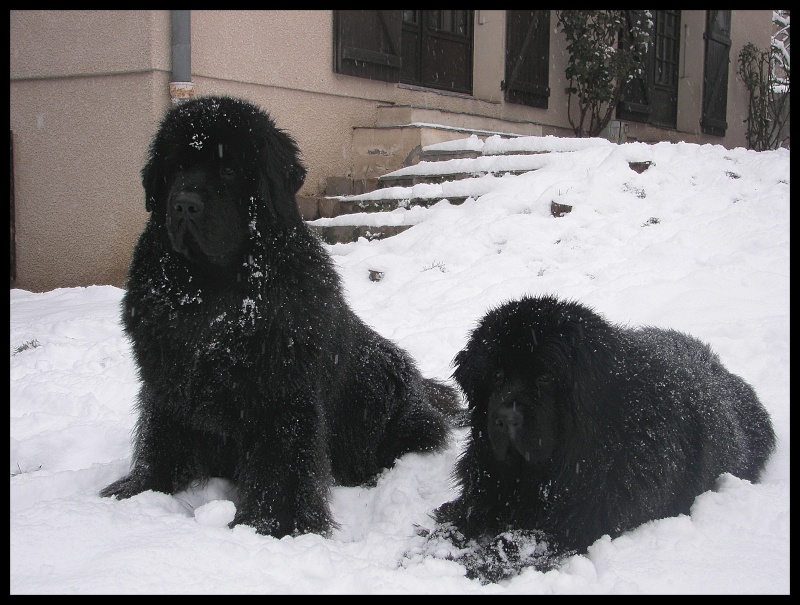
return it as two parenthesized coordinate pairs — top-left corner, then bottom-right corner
(101, 96), (460, 537)
(433, 294), (775, 582)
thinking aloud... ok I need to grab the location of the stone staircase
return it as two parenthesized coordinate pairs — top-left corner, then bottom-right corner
(298, 105), (623, 245)
(349, 104), (547, 179)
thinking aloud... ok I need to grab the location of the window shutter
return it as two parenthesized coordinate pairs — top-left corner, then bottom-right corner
(503, 10), (551, 109)
(333, 10), (402, 82)
(701, 10), (731, 137)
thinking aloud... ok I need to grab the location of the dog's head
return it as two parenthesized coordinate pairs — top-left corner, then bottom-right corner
(140, 96), (307, 270)
(453, 295), (618, 464)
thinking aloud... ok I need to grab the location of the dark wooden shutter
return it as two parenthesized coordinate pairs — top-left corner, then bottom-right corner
(333, 10), (402, 82)
(701, 10), (731, 137)
(503, 10), (550, 109)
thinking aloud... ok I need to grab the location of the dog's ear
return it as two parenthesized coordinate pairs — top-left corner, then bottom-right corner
(284, 156), (307, 195)
(452, 339), (496, 413)
(281, 144), (306, 195)
(141, 156), (163, 213)
(255, 124), (307, 222)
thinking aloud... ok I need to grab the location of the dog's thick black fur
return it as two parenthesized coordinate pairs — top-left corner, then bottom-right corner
(100, 96), (460, 537)
(435, 294), (775, 578)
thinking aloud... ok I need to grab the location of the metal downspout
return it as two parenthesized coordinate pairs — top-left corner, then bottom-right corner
(169, 10), (194, 104)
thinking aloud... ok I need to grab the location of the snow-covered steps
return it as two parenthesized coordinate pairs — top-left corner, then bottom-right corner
(307, 223), (413, 245)
(306, 134), (618, 244)
(306, 202), (444, 245)
(378, 153), (554, 188)
(378, 134), (613, 186)
(307, 172), (501, 226)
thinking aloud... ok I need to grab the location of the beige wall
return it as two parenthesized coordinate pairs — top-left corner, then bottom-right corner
(10, 10), (774, 291)
(10, 11), (170, 291)
(187, 10), (572, 189)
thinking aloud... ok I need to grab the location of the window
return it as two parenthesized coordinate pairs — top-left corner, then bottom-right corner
(334, 10), (474, 95)
(618, 10), (682, 129)
(401, 10), (473, 93)
(333, 10), (403, 82)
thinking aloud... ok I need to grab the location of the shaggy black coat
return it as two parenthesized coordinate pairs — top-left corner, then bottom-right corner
(100, 96), (459, 537)
(436, 294), (775, 558)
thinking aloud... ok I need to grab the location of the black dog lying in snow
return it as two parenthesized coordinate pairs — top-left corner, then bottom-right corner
(430, 294), (775, 582)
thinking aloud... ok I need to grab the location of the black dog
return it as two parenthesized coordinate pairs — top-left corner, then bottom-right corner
(101, 96), (460, 537)
(434, 294), (775, 581)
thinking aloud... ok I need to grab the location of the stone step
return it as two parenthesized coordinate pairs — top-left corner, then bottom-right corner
(377, 152), (553, 189)
(315, 193), (469, 218)
(352, 110), (533, 181)
(374, 105), (546, 136)
(303, 196), (476, 243)
(306, 194), (469, 244)
(308, 224), (413, 245)
(351, 124), (509, 180)
(417, 148), (482, 162)
(379, 167), (532, 189)
(324, 176), (380, 197)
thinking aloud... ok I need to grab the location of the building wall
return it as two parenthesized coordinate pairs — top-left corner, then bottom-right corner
(625, 11), (768, 145)
(10, 11), (169, 291)
(187, 10), (575, 190)
(10, 10), (774, 291)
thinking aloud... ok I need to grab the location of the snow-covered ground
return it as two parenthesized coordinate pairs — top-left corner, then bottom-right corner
(10, 138), (789, 594)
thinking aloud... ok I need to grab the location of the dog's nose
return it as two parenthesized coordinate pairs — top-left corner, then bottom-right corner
(495, 405), (524, 441)
(171, 191), (204, 217)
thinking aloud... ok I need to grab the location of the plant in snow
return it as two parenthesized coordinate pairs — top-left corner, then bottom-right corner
(556, 10), (651, 138)
(771, 10), (790, 91)
(736, 11), (790, 151)
(737, 13), (790, 151)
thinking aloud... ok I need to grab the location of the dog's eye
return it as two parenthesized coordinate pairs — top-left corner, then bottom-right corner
(493, 369), (504, 387)
(536, 373), (554, 386)
(220, 166), (236, 179)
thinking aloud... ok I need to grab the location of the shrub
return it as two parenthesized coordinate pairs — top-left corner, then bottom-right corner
(556, 10), (651, 138)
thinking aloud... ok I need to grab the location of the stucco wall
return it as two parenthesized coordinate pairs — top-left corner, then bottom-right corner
(10, 11), (171, 291)
(10, 10), (775, 291)
(186, 10), (572, 192)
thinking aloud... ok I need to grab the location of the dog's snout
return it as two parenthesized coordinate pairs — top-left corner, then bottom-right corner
(495, 405), (524, 440)
(171, 191), (204, 217)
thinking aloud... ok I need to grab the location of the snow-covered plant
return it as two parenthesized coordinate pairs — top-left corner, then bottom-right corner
(737, 11), (790, 151)
(771, 10), (790, 92)
(556, 10), (650, 138)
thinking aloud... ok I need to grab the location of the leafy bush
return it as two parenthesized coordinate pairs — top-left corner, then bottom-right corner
(556, 10), (651, 137)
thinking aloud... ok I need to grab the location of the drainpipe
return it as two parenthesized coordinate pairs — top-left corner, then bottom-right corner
(169, 10), (194, 104)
